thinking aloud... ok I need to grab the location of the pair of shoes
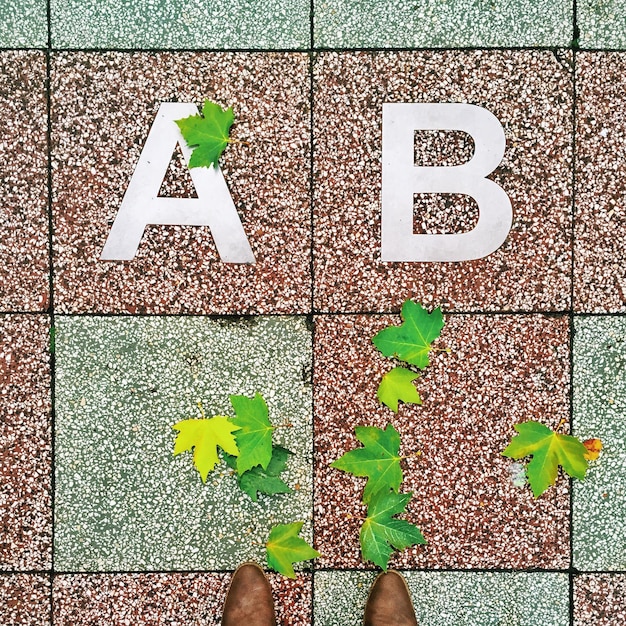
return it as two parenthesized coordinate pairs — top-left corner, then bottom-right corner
(221, 564), (417, 625)
(364, 571), (418, 626)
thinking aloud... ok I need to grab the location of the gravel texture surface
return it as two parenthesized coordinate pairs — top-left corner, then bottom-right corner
(578, 0), (626, 48)
(575, 53), (626, 313)
(574, 574), (626, 625)
(313, 50), (573, 313)
(314, 570), (569, 626)
(314, 313), (570, 568)
(572, 316), (626, 570)
(0, 315), (51, 570)
(0, 51), (49, 312)
(50, 0), (310, 49)
(54, 315), (313, 571)
(53, 572), (311, 625)
(0, 1), (47, 47)
(0, 574), (51, 626)
(51, 52), (311, 314)
(314, 0), (572, 48)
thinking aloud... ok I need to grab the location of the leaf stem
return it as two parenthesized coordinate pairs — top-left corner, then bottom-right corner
(272, 422), (294, 429)
(227, 138), (251, 146)
(196, 400), (206, 419)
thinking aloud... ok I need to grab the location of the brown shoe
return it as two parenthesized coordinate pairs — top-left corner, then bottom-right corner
(364, 571), (418, 626)
(221, 563), (277, 626)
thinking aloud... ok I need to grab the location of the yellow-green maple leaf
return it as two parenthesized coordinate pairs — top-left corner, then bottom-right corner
(377, 366), (422, 413)
(172, 416), (240, 482)
(502, 421), (589, 497)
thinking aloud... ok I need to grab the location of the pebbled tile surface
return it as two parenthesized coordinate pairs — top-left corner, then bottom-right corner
(51, 52), (311, 315)
(314, 0), (572, 48)
(53, 572), (312, 626)
(50, 0), (310, 49)
(313, 50), (573, 313)
(575, 52), (626, 313)
(54, 315), (313, 571)
(0, 51), (49, 312)
(573, 574), (626, 626)
(314, 570), (569, 626)
(0, 315), (51, 570)
(0, 574), (51, 626)
(314, 313), (570, 569)
(572, 316), (626, 571)
(0, 0), (47, 47)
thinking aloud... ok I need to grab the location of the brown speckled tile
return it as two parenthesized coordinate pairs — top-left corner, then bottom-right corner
(575, 52), (626, 313)
(0, 574), (50, 625)
(314, 313), (570, 569)
(0, 315), (51, 570)
(0, 51), (49, 312)
(574, 574), (626, 625)
(51, 52), (310, 315)
(313, 51), (573, 313)
(53, 572), (311, 625)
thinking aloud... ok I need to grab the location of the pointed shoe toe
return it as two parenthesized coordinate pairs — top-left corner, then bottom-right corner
(221, 563), (276, 626)
(364, 571), (418, 626)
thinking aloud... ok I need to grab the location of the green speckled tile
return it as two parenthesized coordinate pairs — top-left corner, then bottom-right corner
(314, 0), (572, 48)
(50, 0), (310, 49)
(54, 315), (313, 572)
(0, 0), (47, 47)
(578, 0), (626, 49)
(314, 571), (569, 626)
(573, 316), (626, 570)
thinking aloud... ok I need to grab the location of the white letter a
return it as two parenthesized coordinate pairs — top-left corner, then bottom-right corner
(100, 102), (255, 263)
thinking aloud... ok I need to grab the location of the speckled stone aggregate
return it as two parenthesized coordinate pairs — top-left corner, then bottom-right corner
(313, 51), (573, 313)
(51, 52), (310, 314)
(54, 316), (313, 571)
(53, 572), (311, 625)
(0, 52), (49, 312)
(578, 1), (626, 48)
(0, 1), (47, 47)
(314, 571), (569, 626)
(0, 315), (51, 570)
(0, 574), (50, 625)
(50, 0), (309, 49)
(575, 53), (626, 313)
(572, 317), (626, 570)
(314, 0), (572, 48)
(574, 574), (626, 625)
(314, 314), (570, 569)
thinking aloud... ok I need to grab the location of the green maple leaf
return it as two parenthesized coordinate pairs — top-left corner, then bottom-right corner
(175, 99), (234, 169)
(172, 416), (240, 482)
(502, 421), (589, 497)
(331, 424), (403, 504)
(230, 392), (274, 475)
(377, 366), (422, 413)
(266, 522), (320, 579)
(360, 490), (426, 570)
(372, 300), (444, 369)
(224, 445), (293, 501)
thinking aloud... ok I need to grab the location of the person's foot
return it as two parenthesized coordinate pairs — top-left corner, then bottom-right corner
(364, 571), (418, 626)
(221, 563), (277, 626)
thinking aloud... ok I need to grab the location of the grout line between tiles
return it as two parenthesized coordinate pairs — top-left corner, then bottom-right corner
(45, 0), (56, 623)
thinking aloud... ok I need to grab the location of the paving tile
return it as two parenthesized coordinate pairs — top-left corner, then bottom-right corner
(572, 316), (626, 570)
(314, 571), (569, 626)
(53, 572), (311, 625)
(313, 51), (573, 313)
(575, 53), (626, 312)
(51, 52), (311, 315)
(314, 313), (570, 569)
(0, 51), (49, 312)
(0, 1), (47, 48)
(0, 574), (50, 625)
(578, 1), (626, 49)
(574, 574), (626, 625)
(314, 0), (572, 48)
(0, 315), (51, 570)
(54, 316), (312, 571)
(50, 0), (309, 49)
